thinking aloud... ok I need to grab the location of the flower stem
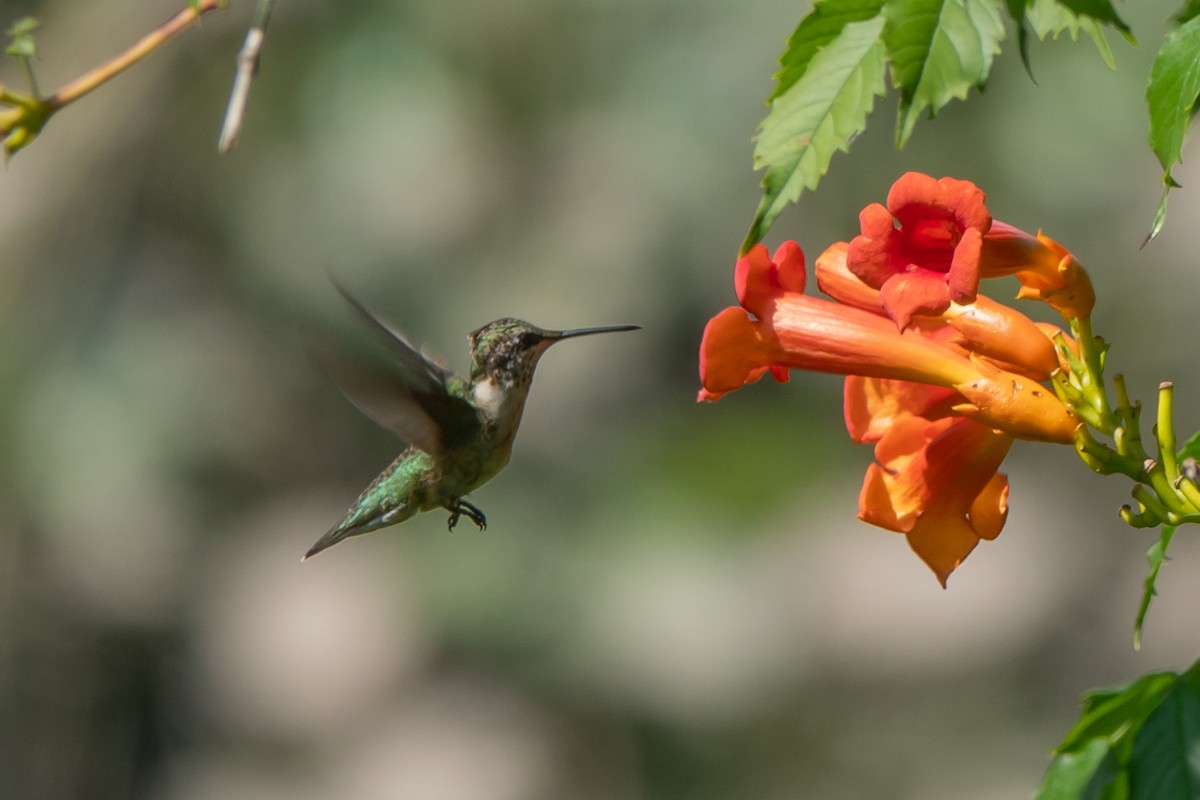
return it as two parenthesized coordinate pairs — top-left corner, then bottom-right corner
(1074, 316), (1114, 427)
(1157, 382), (1179, 482)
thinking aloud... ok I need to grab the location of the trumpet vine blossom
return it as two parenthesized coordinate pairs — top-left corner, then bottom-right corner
(698, 173), (1093, 584)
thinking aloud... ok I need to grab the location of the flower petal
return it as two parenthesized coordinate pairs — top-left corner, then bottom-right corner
(858, 415), (1013, 586)
(969, 472), (1009, 541)
(847, 173), (994, 329)
(815, 241), (887, 313)
(846, 203), (899, 289)
(843, 376), (959, 444)
(697, 307), (776, 401)
(735, 242), (806, 318)
(947, 226), (982, 304)
(878, 270), (954, 329)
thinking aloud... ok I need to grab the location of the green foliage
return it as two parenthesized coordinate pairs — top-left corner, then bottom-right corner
(770, 0), (887, 102)
(1133, 433), (1200, 645)
(1132, 525), (1174, 650)
(743, 0), (1136, 249)
(884, 0), (1005, 147)
(1177, 0), (1200, 25)
(4, 16), (38, 59)
(1052, 0), (1130, 37)
(1025, 0), (1115, 67)
(1146, 14), (1200, 241)
(1038, 666), (1200, 799)
(743, 16), (887, 253)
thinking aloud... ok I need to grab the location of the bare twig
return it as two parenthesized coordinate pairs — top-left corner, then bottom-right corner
(217, 0), (275, 152)
(45, 0), (227, 110)
(2, 0), (228, 156)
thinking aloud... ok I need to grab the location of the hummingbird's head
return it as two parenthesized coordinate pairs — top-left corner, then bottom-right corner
(468, 318), (640, 387)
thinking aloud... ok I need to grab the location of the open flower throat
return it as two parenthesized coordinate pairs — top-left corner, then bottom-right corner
(698, 172), (1090, 585)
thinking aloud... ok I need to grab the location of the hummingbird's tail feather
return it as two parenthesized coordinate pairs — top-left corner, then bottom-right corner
(301, 525), (355, 561)
(301, 498), (418, 560)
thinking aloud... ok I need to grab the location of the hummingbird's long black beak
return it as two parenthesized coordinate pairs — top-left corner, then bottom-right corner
(552, 324), (641, 340)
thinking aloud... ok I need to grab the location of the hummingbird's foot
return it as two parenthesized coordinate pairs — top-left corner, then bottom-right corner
(446, 499), (487, 531)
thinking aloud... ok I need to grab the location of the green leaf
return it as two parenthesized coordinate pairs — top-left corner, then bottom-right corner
(4, 16), (38, 59)
(1175, 431), (1200, 462)
(1134, 526), (1175, 650)
(883, 0), (1006, 147)
(1127, 680), (1200, 799)
(1005, 0), (1031, 20)
(1146, 15), (1200, 238)
(771, 0), (887, 101)
(1037, 739), (1117, 800)
(1054, 0), (1132, 37)
(1026, 0), (1116, 69)
(743, 16), (887, 252)
(1039, 671), (1180, 799)
(1146, 185), (1172, 246)
(1004, 0), (1037, 79)
(1059, 673), (1177, 752)
(1177, 0), (1200, 25)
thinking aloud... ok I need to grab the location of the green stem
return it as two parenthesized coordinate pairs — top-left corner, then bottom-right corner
(1074, 426), (1142, 478)
(1145, 465), (1190, 519)
(1121, 503), (1162, 529)
(18, 56), (40, 98)
(1157, 382), (1179, 482)
(1074, 316), (1114, 426)
(1132, 485), (1171, 523)
(1176, 473), (1200, 513)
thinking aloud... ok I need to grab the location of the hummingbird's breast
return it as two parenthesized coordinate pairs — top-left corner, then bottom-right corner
(426, 376), (529, 503)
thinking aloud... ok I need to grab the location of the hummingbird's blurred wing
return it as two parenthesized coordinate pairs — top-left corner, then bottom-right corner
(312, 285), (483, 454)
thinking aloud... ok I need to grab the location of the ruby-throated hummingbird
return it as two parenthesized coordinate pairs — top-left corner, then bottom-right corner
(303, 286), (639, 560)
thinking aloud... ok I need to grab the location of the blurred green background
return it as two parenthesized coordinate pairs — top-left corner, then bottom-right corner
(4, 2), (1200, 798)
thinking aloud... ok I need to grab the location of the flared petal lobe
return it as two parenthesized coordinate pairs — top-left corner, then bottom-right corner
(843, 376), (960, 444)
(846, 173), (993, 329)
(853, 397), (1013, 586)
(735, 240), (806, 317)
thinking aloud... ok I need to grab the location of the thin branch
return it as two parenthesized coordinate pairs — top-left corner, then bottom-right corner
(44, 0), (227, 110)
(217, 0), (275, 152)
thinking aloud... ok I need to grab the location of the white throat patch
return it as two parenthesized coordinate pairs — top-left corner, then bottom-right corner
(471, 378), (508, 419)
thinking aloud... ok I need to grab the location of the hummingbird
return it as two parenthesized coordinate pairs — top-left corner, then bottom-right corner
(303, 286), (639, 560)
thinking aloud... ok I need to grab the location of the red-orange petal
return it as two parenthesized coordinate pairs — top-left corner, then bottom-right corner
(969, 472), (1009, 541)
(846, 174), (995, 330)
(815, 241), (887, 313)
(735, 242), (807, 318)
(697, 307), (774, 401)
(878, 270), (955, 329)
(843, 376), (959, 444)
(857, 415), (1013, 586)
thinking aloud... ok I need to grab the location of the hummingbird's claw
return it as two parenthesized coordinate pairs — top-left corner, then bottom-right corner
(447, 499), (487, 531)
